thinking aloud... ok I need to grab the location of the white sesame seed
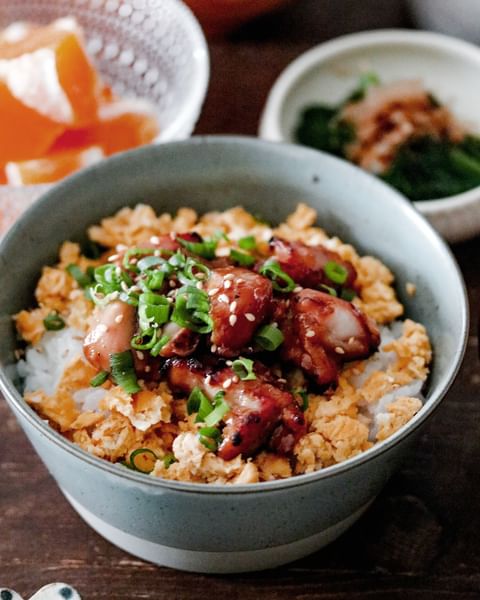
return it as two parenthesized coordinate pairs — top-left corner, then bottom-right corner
(169, 280), (176, 288)
(245, 313), (255, 322)
(138, 379), (145, 387)
(218, 294), (229, 303)
(208, 287), (219, 296)
(154, 250), (161, 257)
(348, 336), (355, 345)
(237, 278), (244, 284)
(205, 374), (211, 384)
(120, 281), (130, 293)
(130, 285), (141, 293)
(116, 244), (127, 251)
(150, 236), (161, 245)
(223, 378), (232, 389)
(97, 324), (108, 334)
(277, 378), (287, 384)
(293, 286), (303, 293)
(145, 366), (151, 373)
(271, 322), (278, 328)
(196, 272), (206, 279)
(130, 257), (138, 265)
(114, 314), (124, 324)
(211, 344), (217, 353)
(229, 315), (237, 326)
(230, 301), (237, 313)
(224, 273), (235, 280)
(136, 351), (144, 360)
(306, 330), (315, 338)
(115, 266), (122, 276)
(335, 346), (345, 354)
(232, 375), (239, 383)
(224, 280), (232, 289)
(108, 253), (119, 262)
(196, 281), (203, 290)
(167, 297), (174, 303)
(170, 232), (176, 240)
(226, 360), (233, 366)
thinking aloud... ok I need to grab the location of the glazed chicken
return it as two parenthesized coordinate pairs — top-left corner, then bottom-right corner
(279, 289), (380, 387)
(166, 358), (306, 460)
(268, 237), (357, 291)
(206, 267), (273, 357)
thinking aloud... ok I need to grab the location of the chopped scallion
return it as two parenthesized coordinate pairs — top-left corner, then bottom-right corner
(230, 249), (255, 267)
(259, 259), (296, 293)
(187, 386), (209, 415)
(238, 235), (256, 250)
(232, 357), (257, 381)
(90, 370), (109, 387)
(110, 351), (141, 394)
(163, 453), (176, 469)
(254, 324), (284, 351)
(178, 236), (217, 260)
(340, 288), (356, 302)
(319, 284), (338, 297)
(66, 263), (93, 288)
(138, 292), (171, 330)
(129, 448), (158, 473)
(324, 260), (348, 285)
(43, 312), (65, 331)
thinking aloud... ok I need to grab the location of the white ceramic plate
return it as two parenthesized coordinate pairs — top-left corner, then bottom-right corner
(259, 29), (480, 243)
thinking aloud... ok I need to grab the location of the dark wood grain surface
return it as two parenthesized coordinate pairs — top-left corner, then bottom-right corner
(2, 2), (480, 598)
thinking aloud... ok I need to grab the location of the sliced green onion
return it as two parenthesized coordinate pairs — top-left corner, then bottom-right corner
(92, 264), (133, 296)
(203, 394), (230, 427)
(131, 329), (157, 350)
(138, 292), (171, 330)
(150, 334), (170, 357)
(230, 249), (255, 267)
(66, 263), (93, 288)
(129, 448), (158, 473)
(137, 255), (165, 271)
(340, 288), (356, 302)
(187, 386), (209, 415)
(142, 270), (165, 291)
(259, 259), (296, 293)
(163, 453), (176, 469)
(168, 251), (186, 269)
(198, 426), (222, 439)
(324, 260), (348, 285)
(110, 351), (141, 394)
(238, 235), (256, 250)
(90, 370), (109, 387)
(294, 389), (309, 412)
(171, 286), (213, 334)
(178, 236), (217, 260)
(254, 324), (284, 351)
(196, 393), (214, 423)
(178, 257), (210, 285)
(43, 312), (65, 331)
(199, 435), (218, 452)
(123, 248), (153, 272)
(232, 357), (257, 381)
(319, 284), (338, 297)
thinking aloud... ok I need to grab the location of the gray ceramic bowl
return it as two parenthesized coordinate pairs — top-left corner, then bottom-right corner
(0, 137), (468, 573)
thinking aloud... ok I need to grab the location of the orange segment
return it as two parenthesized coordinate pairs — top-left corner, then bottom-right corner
(0, 20), (99, 126)
(51, 100), (160, 156)
(0, 80), (65, 162)
(5, 146), (104, 185)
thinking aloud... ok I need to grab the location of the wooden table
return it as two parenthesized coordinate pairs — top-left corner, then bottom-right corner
(2, 2), (480, 598)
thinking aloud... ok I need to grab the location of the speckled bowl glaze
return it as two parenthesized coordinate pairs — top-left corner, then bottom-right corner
(259, 30), (480, 243)
(0, 137), (468, 573)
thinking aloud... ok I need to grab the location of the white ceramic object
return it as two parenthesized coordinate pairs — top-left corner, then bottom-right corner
(259, 29), (480, 243)
(0, 0), (209, 211)
(407, 0), (480, 45)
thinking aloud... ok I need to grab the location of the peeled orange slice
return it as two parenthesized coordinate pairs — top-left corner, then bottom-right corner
(5, 146), (104, 186)
(0, 18), (99, 127)
(52, 100), (160, 156)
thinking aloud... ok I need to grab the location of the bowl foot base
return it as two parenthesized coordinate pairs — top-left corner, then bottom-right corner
(62, 489), (372, 573)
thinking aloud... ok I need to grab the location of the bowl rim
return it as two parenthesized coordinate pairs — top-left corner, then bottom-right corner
(0, 0), (210, 192)
(258, 28), (480, 210)
(0, 135), (469, 495)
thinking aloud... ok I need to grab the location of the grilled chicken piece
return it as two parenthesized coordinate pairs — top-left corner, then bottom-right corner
(83, 300), (136, 371)
(165, 358), (306, 460)
(206, 267), (273, 357)
(159, 322), (200, 358)
(268, 237), (357, 291)
(280, 289), (380, 387)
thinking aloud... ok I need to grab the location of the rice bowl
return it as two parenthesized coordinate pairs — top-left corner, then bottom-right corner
(0, 138), (467, 572)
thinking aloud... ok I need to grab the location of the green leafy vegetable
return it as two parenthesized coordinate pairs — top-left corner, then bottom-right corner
(66, 263), (93, 288)
(110, 351), (141, 394)
(232, 357), (257, 381)
(230, 249), (255, 267)
(90, 370), (109, 387)
(259, 259), (296, 293)
(254, 324), (284, 351)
